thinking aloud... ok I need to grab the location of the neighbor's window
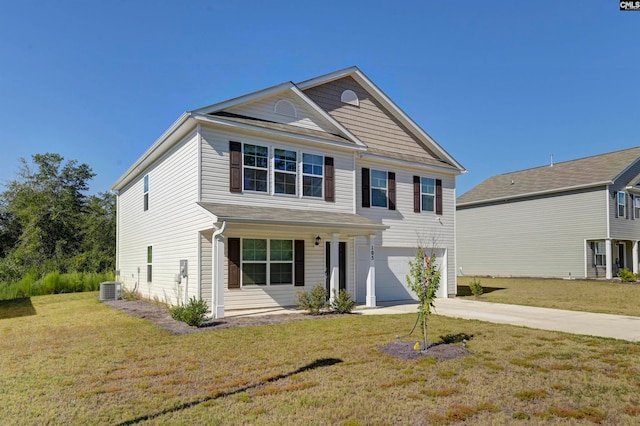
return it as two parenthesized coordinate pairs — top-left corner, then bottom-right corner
(143, 175), (149, 211)
(618, 191), (626, 218)
(421, 177), (436, 212)
(371, 169), (388, 208)
(146, 246), (153, 282)
(241, 239), (293, 286)
(274, 149), (297, 195)
(302, 153), (323, 197)
(243, 144), (269, 192)
(594, 242), (606, 267)
(635, 196), (640, 219)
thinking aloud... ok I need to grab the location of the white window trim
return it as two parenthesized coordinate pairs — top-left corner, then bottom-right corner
(242, 143), (269, 193)
(421, 176), (436, 213)
(618, 191), (626, 218)
(240, 239), (294, 287)
(301, 152), (324, 199)
(146, 245), (153, 283)
(370, 169), (388, 208)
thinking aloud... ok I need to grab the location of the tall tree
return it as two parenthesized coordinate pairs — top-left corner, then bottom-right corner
(0, 153), (95, 280)
(74, 191), (116, 273)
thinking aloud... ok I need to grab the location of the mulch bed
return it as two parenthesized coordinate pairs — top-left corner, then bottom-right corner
(103, 299), (471, 360)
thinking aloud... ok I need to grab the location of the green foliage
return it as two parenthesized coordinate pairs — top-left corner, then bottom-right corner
(617, 268), (635, 283)
(297, 283), (328, 315)
(0, 271), (113, 300)
(0, 153), (115, 290)
(330, 289), (355, 314)
(406, 246), (440, 348)
(439, 333), (473, 344)
(469, 278), (484, 296)
(169, 297), (209, 327)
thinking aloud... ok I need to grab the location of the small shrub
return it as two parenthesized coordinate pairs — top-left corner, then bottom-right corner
(330, 289), (355, 314)
(169, 297), (208, 327)
(469, 278), (483, 297)
(122, 287), (141, 301)
(297, 283), (328, 315)
(618, 268), (635, 282)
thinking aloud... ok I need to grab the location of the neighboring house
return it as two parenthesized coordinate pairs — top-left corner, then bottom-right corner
(111, 67), (465, 318)
(457, 147), (640, 280)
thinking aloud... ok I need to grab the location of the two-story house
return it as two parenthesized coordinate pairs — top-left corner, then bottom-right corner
(111, 67), (465, 318)
(457, 147), (640, 280)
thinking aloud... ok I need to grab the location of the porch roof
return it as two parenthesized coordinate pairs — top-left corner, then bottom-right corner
(197, 202), (388, 235)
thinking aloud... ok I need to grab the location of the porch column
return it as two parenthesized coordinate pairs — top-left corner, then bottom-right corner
(605, 239), (613, 280)
(329, 233), (340, 302)
(366, 235), (377, 307)
(212, 233), (225, 319)
(633, 241), (639, 275)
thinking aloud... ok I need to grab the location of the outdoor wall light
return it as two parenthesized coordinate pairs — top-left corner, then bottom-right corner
(315, 235), (321, 246)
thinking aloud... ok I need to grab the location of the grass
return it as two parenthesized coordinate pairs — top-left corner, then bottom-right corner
(2, 293), (640, 425)
(458, 276), (640, 316)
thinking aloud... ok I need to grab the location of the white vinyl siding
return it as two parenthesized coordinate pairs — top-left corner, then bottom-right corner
(457, 189), (607, 279)
(200, 126), (354, 213)
(355, 161), (457, 297)
(115, 131), (211, 305)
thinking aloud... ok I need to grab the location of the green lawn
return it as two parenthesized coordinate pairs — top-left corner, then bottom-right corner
(1, 293), (640, 425)
(458, 276), (640, 317)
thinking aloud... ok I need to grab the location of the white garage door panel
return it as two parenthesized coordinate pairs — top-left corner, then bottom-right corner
(357, 247), (447, 303)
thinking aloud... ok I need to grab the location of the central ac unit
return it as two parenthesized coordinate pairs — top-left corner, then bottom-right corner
(99, 281), (122, 301)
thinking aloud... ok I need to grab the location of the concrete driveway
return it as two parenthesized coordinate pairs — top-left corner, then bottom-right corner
(357, 298), (640, 342)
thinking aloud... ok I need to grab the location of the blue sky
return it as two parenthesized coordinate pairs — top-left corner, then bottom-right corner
(0, 1), (638, 196)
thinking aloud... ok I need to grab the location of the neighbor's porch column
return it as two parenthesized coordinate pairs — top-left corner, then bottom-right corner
(366, 235), (377, 307)
(633, 241), (639, 275)
(605, 238), (613, 280)
(329, 233), (340, 302)
(212, 233), (225, 319)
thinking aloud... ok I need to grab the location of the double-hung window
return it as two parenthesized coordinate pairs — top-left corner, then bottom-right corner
(274, 149), (297, 195)
(241, 239), (293, 286)
(421, 177), (436, 212)
(634, 196), (640, 219)
(243, 144), (269, 192)
(302, 153), (323, 197)
(594, 242), (606, 267)
(617, 191), (626, 218)
(371, 170), (388, 208)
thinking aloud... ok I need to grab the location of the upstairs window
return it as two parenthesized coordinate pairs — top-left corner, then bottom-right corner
(371, 170), (388, 208)
(617, 191), (626, 218)
(143, 175), (149, 211)
(274, 149), (297, 195)
(421, 177), (436, 212)
(243, 144), (268, 192)
(634, 196), (640, 219)
(302, 153), (323, 197)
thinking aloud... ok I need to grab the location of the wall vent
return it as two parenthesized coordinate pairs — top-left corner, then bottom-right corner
(99, 282), (122, 301)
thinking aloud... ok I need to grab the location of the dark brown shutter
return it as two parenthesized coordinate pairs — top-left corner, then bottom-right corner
(614, 191), (618, 218)
(362, 168), (370, 208)
(229, 141), (242, 193)
(294, 240), (305, 286)
(413, 176), (421, 213)
(388, 172), (396, 210)
(324, 157), (334, 202)
(228, 238), (241, 289)
(435, 179), (443, 215)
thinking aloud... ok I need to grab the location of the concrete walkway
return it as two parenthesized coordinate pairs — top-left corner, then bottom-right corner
(358, 298), (640, 342)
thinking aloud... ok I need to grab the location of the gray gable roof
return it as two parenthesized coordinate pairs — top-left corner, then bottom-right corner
(458, 146), (640, 206)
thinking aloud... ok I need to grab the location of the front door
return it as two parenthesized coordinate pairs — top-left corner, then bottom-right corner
(326, 241), (346, 296)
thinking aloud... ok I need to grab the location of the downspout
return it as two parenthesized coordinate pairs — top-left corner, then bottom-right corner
(212, 221), (227, 318)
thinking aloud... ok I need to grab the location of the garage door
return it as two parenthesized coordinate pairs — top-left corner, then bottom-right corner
(357, 247), (447, 303)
